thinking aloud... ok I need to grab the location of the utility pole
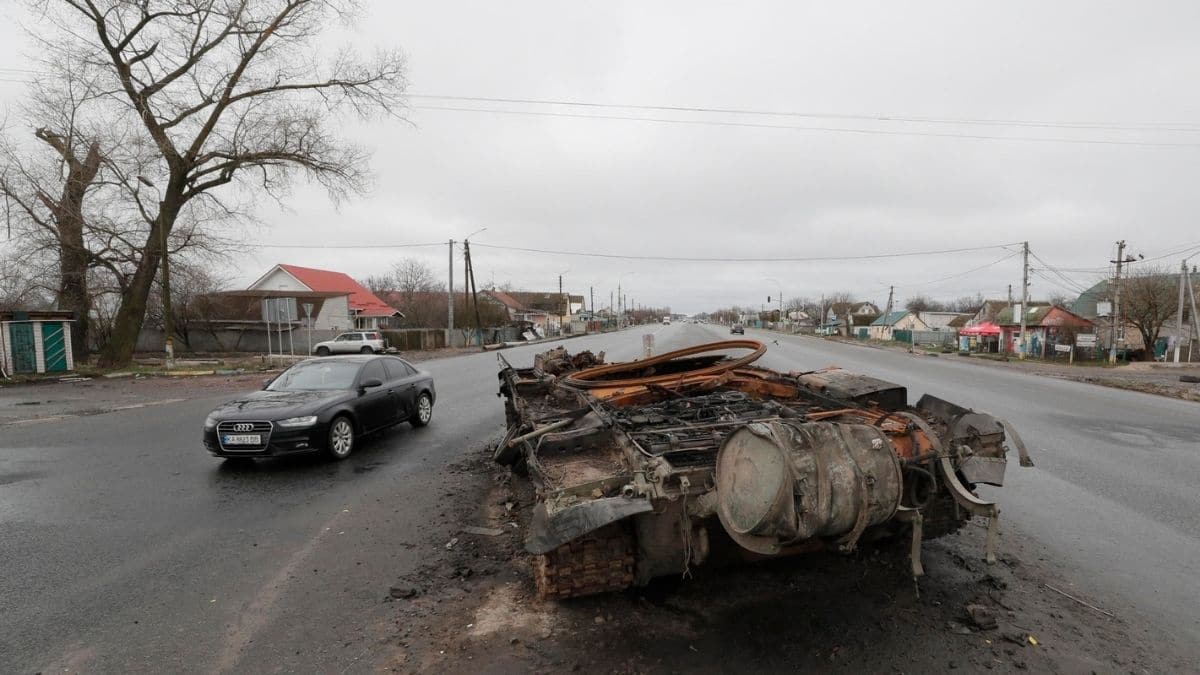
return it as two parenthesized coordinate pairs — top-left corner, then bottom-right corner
(1109, 240), (1126, 364)
(1175, 258), (1187, 363)
(558, 274), (564, 335)
(1188, 264), (1200, 363)
(590, 286), (594, 318)
(447, 239), (454, 333)
(1019, 241), (1029, 359)
(884, 286), (894, 316)
(1007, 284), (1012, 310)
(159, 214), (174, 367)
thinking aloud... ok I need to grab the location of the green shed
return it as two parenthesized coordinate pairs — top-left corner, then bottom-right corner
(1, 309), (75, 376)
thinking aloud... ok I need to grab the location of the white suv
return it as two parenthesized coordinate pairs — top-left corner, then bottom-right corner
(312, 331), (387, 356)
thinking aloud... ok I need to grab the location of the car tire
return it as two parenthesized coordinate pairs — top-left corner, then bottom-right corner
(411, 392), (433, 427)
(360, 346), (374, 354)
(327, 415), (355, 460)
(316, 346), (331, 356)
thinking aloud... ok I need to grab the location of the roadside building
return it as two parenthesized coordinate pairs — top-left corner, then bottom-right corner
(868, 311), (930, 341)
(995, 305), (1094, 357)
(248, 264), (402, 330)
(1, 309), (74, 375)
(826, 302), (882, 337)
(918, 311), (970, 330)
(968, 300), (1013, 325)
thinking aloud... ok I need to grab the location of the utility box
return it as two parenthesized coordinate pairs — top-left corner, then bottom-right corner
(1, 310), (75, 376)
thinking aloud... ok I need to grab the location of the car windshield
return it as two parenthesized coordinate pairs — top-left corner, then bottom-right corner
(268, 361), (360, 391)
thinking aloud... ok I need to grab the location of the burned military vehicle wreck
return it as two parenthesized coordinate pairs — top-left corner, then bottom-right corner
(495, 340), (1033, 600)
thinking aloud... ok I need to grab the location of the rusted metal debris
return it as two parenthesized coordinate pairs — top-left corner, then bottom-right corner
(496, 339), (1031, 600)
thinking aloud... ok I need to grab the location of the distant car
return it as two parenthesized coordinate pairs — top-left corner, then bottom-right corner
(662, 317), (671, 325)
(202, 355), (435, 461)
(312, 331), (386, 356)
(730, 323), (745, 334)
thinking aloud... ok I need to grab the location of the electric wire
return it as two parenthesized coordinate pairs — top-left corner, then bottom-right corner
(409, 93), (1200, 134)
(468, 240), (1022, 263)
(893, 251), (1020, 289)
(412, 105), (1200, 149)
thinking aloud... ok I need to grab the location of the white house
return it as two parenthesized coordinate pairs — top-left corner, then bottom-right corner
(248, 264), (402, 331)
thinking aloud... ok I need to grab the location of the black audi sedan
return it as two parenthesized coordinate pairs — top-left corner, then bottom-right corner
(203, 355), (435, 461)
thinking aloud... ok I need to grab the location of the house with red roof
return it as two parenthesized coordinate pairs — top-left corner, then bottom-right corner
(248, 264), (403, 331)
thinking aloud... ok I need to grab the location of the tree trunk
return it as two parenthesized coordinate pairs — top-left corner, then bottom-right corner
(35, 132), (102, 363)
(96, 227), (161, 367)
(58, 216), (91, 362)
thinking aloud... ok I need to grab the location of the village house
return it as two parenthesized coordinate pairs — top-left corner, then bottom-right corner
(247, 264), (402, 331)
(918, 311), (970, 330)
(995, 305), (1094, 357)
(868, 310), (930, 341)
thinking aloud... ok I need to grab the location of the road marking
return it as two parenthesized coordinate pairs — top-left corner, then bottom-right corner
(1, 397), (197, 427)
(211, 509), (350, 673)
(7, 415), (69, 426)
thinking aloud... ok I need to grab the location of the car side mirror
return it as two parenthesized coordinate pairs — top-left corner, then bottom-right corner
(360, 378), (383, 390)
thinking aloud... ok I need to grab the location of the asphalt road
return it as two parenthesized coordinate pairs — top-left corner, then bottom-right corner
(2, 323), (1196, 672)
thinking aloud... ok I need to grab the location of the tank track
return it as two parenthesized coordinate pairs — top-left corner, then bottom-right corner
(533, 525), (635, 600)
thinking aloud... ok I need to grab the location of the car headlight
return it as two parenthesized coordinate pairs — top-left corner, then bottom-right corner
(276, 415), (319, 428)
(204, 413), (219, 429)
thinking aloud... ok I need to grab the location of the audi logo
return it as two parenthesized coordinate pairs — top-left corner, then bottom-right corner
(233, 423), (254, 432)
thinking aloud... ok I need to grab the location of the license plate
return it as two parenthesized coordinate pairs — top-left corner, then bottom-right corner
(222, 434), (262, 445)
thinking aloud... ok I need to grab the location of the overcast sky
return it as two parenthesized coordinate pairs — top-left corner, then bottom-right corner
(4, 1), (1200, 314)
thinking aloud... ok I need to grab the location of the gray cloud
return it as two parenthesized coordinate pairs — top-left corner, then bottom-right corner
(4, 1), (1200, 312)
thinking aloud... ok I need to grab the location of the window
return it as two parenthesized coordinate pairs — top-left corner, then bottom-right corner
(269, 361), (360, 390)
(335, 334), (351, 341)
(360, 360), (387, 384)
(382, 358), (411, 380)
(387, 358), (418, 379)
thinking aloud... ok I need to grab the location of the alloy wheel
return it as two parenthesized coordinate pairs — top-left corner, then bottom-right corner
(329, 417), (354, 458)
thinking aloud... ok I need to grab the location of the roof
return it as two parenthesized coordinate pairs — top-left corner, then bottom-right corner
(0, 309), (75, 321)
(484, 290), (526, 311)
(1070, 280), (1111, 318)
(276, 264), (400, 317)
(995, 304), (1092, 327)
(948, 314), (972, 328)
(870, 310), (912, 326)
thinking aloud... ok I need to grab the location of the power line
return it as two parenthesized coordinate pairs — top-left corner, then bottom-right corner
(244, 241), (445, 250)
(410, 93), (1200, 134)
(894, 251), (1020, 289)
(411, 105), (1200, 149)
(469, 240), (1022, 263)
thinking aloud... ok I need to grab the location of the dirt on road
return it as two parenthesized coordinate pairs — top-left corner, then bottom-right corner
(377, 442), (1190, 674)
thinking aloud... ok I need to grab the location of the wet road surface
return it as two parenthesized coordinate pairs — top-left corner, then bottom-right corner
(1, 324), (1196, 671)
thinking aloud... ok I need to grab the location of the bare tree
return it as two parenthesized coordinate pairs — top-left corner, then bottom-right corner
(0, 244), (56, 309)
(784, 296), (820, 320)
(23, 1), (406, 366)
(948, 293), (985, 314)
(391, 257), (440, 296)
(1122, 266), (1179, 356)
(904, 294), (946, 313)
(1046, 291), (1073, 308)
(145, 257), (228, 349)
(358, 273), (394, 296)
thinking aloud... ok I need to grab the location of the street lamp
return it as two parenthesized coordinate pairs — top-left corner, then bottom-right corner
(138, 175), (173, 367)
